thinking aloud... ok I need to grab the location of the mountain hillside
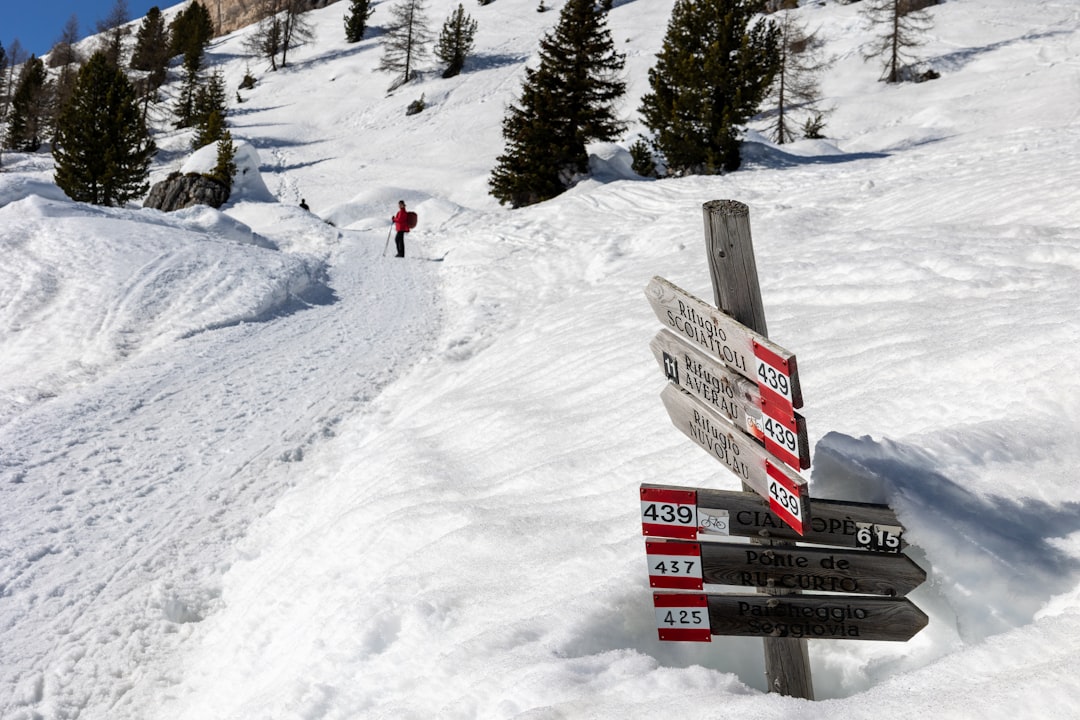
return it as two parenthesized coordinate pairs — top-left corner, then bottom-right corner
(3, 1), (1080, 718)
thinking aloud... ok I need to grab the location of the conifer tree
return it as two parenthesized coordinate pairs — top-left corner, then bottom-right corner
(246, 9), (284, 71)
(246, 0), (313, 70)
(208, 128), (237, 191)
(169, 2), (215, 67)
(436, 4), (478, 78)
(344, 0), (374, 43)
(277, 0), (315, 68)
(639, 0), (779, 174)
(131, 7), (171, 90)
(379, 0), (433, 87)
(5, 56), (51, 151)
(861, 0), (935, 83)
(489, 0), (626, 207)
(53, 51), (156, 206)
(191, 72), (229, 148)
(765, 11), (830, 144)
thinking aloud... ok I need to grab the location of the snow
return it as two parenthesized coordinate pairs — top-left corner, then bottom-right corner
(3, 0), (1080, 717)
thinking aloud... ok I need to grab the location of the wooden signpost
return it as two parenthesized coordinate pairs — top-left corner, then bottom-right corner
(641, 199), (928, 700)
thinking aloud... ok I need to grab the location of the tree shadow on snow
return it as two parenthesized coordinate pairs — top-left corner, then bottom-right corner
(741, 141), (889, 169)
(813, 431), (1080, 642)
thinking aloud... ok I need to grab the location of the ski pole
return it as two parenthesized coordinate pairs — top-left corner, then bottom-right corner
(383, 223), (393, 256)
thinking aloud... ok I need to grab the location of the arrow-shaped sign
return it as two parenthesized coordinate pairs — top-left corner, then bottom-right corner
(651, 328), (810, 469)
(660, 383), (809, 534)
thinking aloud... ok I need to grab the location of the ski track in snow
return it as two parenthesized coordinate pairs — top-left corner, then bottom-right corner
(0, 222), (443, 717)
(4, 0), (1080, 718)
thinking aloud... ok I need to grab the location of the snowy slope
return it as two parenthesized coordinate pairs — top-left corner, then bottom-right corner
(3, 0), (1080, 718)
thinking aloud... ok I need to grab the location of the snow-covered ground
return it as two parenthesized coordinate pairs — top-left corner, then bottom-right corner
(3, 0), (1080, 718)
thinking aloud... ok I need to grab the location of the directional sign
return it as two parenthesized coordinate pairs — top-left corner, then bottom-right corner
(660, 384), (808, 534)
(651, 329), (810, 470)
(654, 592), (928, 642)
(645, 276), (802, 409)
(657, 539), (926, 597)
(646, 540), (703, 590)
(640, 483), (906, 551)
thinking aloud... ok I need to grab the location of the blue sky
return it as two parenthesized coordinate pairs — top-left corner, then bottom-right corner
(4, 0), (175, 58)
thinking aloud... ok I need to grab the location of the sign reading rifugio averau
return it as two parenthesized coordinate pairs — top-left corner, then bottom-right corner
(650, 329), (810, 470)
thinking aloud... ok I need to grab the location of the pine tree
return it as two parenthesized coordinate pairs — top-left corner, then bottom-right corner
(765, 10), (830, 144)
(53, 51), (156, 206)
(489, 0), (626, 207)
(861, 0), (935, 83)
(379, 0), (433, 87)
(131, 7), (171, 90)
(436, 4), (478, 78)
(191, 72), (228, 148)
(639, 0), (780, 175)
(169, 1), (215, 68)
(344, 0), (374, 43)
(5, 56), (51, 151)
(208, 128), (237, 191)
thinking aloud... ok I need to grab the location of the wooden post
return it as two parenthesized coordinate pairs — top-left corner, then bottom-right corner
(702, 199), (815, 700)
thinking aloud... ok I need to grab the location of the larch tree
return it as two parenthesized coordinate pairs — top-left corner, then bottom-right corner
(639, 0), (780, 175)
(860, 0), (936, 83)
(765, 10), (831, 144)
(246, 0), (314, 70)
(436, 4), (478, 78)
(95, 0), (131, 68)
(378, 0), (433, 88)
(489, 0), (626, 207)
(53, 51), (156, 206)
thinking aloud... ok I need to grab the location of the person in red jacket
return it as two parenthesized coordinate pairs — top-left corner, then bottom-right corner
(391, 200), (410, 257)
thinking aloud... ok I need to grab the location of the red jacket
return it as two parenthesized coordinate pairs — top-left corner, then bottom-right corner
(393, 209), (410, 232)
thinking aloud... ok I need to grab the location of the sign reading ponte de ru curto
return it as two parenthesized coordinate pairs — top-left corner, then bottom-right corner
(645, 276), (803, 411)
(646, 538), (926, 597)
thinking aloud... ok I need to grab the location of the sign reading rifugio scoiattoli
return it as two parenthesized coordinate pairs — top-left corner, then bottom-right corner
(645, 276), (803, 411)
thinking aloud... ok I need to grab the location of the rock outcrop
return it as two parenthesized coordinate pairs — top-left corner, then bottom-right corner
(144, 172), (230, 211)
